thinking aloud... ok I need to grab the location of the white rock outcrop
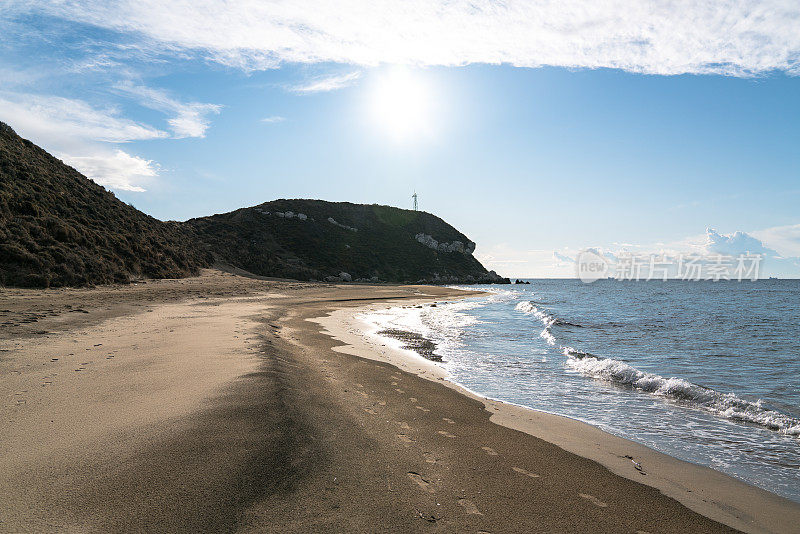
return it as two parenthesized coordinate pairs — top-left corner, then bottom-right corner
(414, 233), (475, 254)
(269, 211), (309, 220)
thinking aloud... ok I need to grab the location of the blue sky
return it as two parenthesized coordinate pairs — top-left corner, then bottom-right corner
(1, 2), (799, 276)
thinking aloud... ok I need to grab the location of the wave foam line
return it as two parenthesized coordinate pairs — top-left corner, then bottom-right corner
(515, 300), (800, 437)
(566, 352), (800, 437)
(514, 301), (558, 346)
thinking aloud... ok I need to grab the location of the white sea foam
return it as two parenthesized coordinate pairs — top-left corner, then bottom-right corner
(514, 301), (558, 346)
(514, 298), (800, 437)
(359, 297), (488, 361)
(565, 352), (800, 436)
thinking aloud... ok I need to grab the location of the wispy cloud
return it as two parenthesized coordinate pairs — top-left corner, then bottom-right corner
(749, 223), (800, 258)
(260, 116), (286, 123)
(0, 92), (164, 191)
(0, 92), (166, 145)
(9, 1), (800, 76)
(114, 82), (221, 138)
(289, 72), (361, 94)
(476, 244), (582, 278)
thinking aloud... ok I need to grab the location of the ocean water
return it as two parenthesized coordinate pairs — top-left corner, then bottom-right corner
(361, 279), (800, 502)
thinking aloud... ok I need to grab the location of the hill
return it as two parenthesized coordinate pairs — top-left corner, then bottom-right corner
(0, 122), (211, 287)
(188, 199), (508, 284)
(0, 122), (507, 287)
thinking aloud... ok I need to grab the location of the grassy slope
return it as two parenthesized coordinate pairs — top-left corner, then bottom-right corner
(0, 122), (211, 287)
(188, 199), (505, 283)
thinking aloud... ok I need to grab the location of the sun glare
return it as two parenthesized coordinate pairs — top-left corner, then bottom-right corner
(369, 68), (433, 142)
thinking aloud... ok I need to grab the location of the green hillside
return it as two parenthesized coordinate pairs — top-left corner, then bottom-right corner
(188, 199), (508, 284)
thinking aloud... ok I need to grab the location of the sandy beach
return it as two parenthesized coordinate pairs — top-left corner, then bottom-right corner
(2, 270), (799, 533)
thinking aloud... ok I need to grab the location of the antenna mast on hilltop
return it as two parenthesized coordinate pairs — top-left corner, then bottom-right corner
(412, 192), (418, 211)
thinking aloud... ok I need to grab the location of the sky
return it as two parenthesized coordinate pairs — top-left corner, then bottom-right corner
(1, 1), (799, 277)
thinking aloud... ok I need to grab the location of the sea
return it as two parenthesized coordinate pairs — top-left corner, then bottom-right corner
(361, 279), (800, 502)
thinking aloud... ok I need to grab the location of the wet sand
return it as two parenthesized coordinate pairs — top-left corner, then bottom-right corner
(1, 269), (798, 532)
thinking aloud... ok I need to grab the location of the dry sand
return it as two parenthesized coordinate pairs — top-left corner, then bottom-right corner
(1, 269), (798, 533)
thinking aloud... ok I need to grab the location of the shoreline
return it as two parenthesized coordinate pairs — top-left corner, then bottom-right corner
(2, 271), (795, 532)
(311, 296), (800, 534)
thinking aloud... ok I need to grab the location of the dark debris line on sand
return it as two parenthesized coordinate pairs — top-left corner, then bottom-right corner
(377, 329), (442, 362)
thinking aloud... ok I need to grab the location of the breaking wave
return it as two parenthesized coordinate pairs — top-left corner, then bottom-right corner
(514, 301), (558, 346)
(566, 352), (800, 436)
(515, 299), (800, 437)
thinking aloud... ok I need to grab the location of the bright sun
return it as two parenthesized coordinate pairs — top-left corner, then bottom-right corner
(369, 68), (433, 141)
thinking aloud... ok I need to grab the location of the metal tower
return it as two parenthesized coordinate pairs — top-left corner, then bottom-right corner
(412, 192), (418, 211)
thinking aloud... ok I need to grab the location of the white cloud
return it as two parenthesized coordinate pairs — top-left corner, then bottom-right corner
(0, 92), (166, 146)
(11, 1), (800, 76)
(289, 72), (361, 93)
(751, 223), (800, 258)
(703, 227), (782, 258)
(0, 91), (165, 191)
(58, 150), (157, 192)
(114, 82), (221, 138)
(261, 116), (286, 123)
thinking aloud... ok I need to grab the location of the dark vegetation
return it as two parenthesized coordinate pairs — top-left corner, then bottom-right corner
(0, 122), (211, 287)
(188, 200), (508, 284)
(0, 121), (507, 287)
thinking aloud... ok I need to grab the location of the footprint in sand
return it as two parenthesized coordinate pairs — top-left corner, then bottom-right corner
(457, 498), (483, 515)
(437, 430), (457, 439)
(407, 472), (434, 493)
(512, 466), (540, 478)
(415, 406), (430, 412)
(442, 417), (455, 424)
(579, 493), (608, 508)
(481, 447), (498, 456)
